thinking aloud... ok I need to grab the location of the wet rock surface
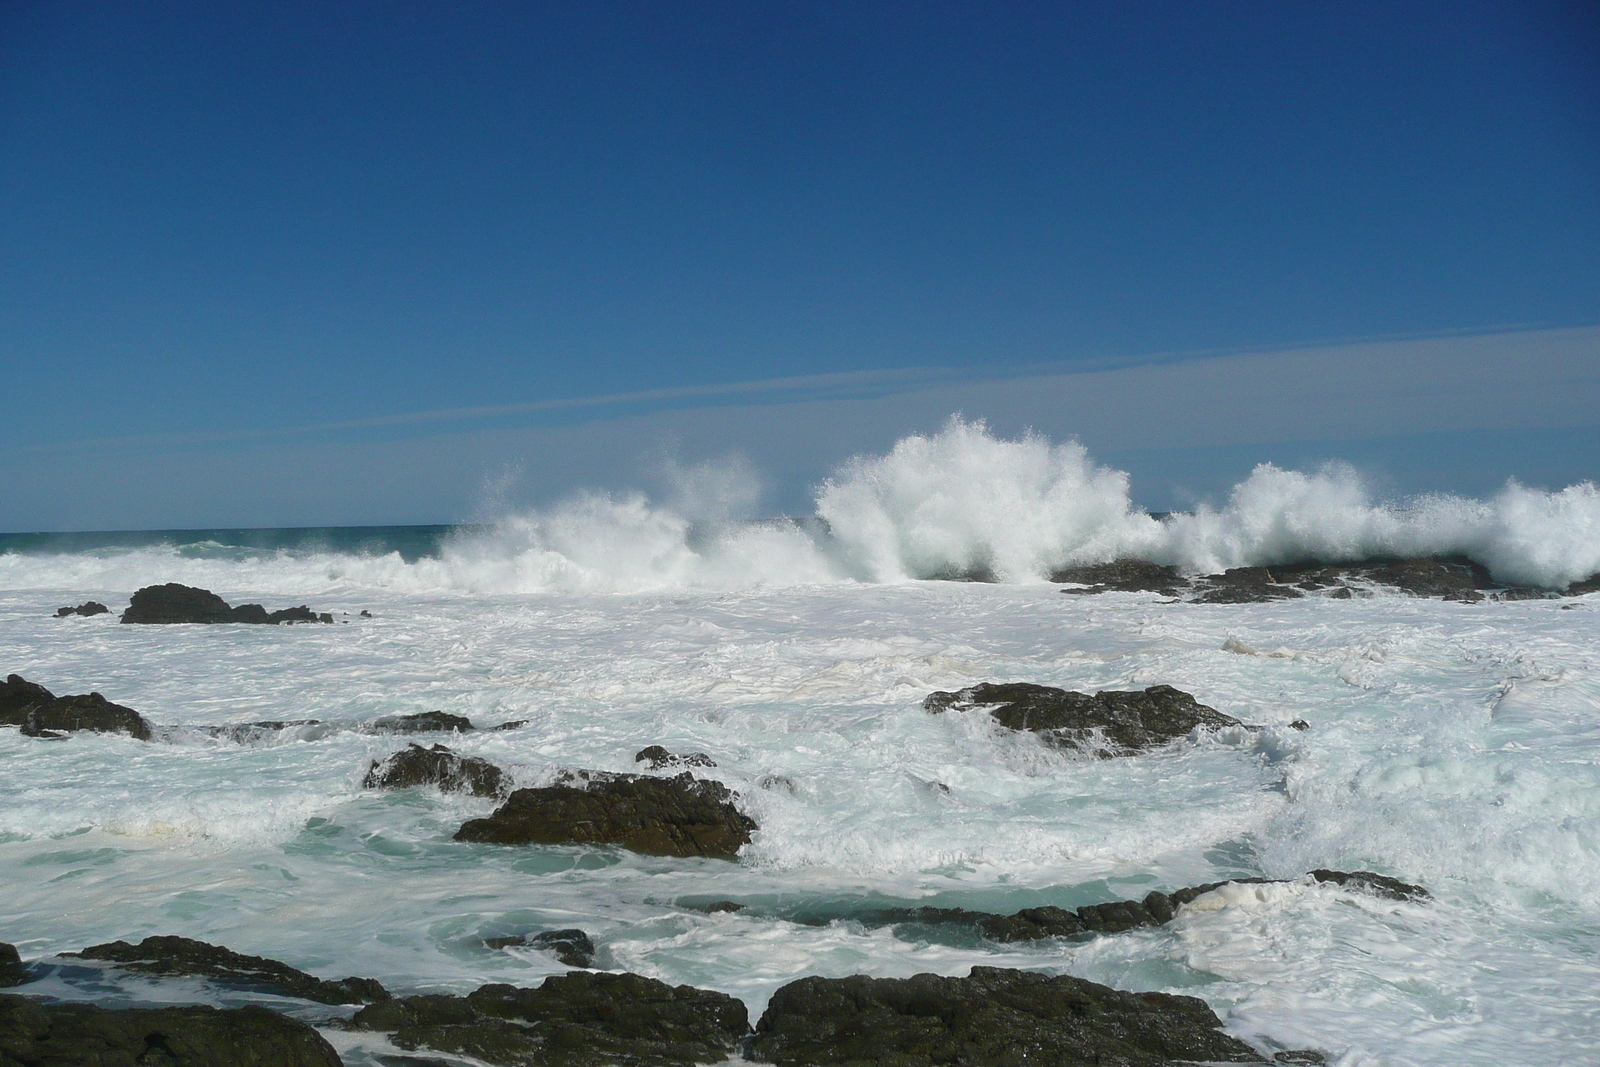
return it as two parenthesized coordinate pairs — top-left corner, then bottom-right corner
(925, 683), (1241, 754)
(748, 965), (1264, 1067)
(0, 943), (26, 987)
(0, 994), (343, 1066)
(483, 929), (595, 968)
(364, 743), (507, 797)
(208, 719), (326, 743)
(454, 771), (756, 859)
(0, 674), (55, 725)
(635, 745), (716, 770)
(53, 601), (109, 617)
(3, 677), (153, 740)
(372, 710), (475, 733)
(120, 583), (333, 624)
(352, 970), (749, 1067)
(1056, 555), (1594, 602)
(72, 935), (389, 1005)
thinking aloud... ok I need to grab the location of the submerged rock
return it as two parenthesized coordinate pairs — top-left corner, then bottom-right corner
(364, 743), (507, 797)
(483, 929), (595, 968)
(73, 935), (389, 1005)
(924, 682), (1240, 754)
(372, 710), (475, 733)
(208, 719), (326, 743)
(749, 966), (1263, 1066)
(634, 745), (716, 770)
(0, 994), (342, 1066)
(20, 691), (153, 741)
(454, 772), (756, 860)
(120, 583), (334, 624)
(54, 601), (110, 617)
(352, 971), (749, 1067)
(0, 942), (26, 987)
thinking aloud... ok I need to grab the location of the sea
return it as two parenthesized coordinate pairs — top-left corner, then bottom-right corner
(2, 418), (1598, 1066)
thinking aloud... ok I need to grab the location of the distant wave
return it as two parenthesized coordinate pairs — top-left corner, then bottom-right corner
(3, 417), (1597, 595)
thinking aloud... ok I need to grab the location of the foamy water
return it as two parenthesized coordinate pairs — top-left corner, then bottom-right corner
(3, 422), (1599, 1066)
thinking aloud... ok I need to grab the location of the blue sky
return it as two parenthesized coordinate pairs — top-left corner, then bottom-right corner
(2, 2), (1597, 529)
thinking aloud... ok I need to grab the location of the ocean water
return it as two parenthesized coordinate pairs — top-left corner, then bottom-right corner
(2, 418), (1598, 1066)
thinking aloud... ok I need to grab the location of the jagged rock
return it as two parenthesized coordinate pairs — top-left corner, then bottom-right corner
(352, 971), (749, 1067)
(924, 682), (1240, 754)
(53, 601), (110, 617)
(483, 929), (595, 968)
(491, 719), (530, 732)
(454, 772), (756, 860)
(1305, 868), (1429, 901)
(1052, 559), (1184, 596)
(0, 943), (26, 987)
(0, 994), (342, 1066)
(635, 745), (716, 770)
(11, 689), (153, 741)
(749, 966), (1262, 1066)
(372, 711), (475, 733)
(72, 935), (389, 1005)
(1190, 567), (1308, 604)
(207, 719), (326, 743)
(120, 583), (333, 624)
(364, 744), (507, 797)
(0, 675), (54, 725)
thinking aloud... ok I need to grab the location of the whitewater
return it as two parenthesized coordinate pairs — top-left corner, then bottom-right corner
(3, 418), (1599, 1066)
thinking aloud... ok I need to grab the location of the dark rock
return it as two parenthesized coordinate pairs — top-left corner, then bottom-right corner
(208, 719), (324, 742)
(484, 930), (595, 969)
(372, 710), (475, 733)
(1190, 567), (1306, 604)
(1306, 868), (1429, 902)
(490, 719), (530, 732)
(635, 745), (716, 770)
(1052, 559), (1184, 596)
(54, 601), (110, 617)
(749, 966), (1261, 1066)
(352, 971), (749, 1067)
(72, 935), (389, 1005)
(0, 994), (342, 1066)
(364, 744), (507, 797)
(0, 942), (26, 987)
(924, 682), (1241, 754)
(120, 583), (333, 624)
(454, 772), (756, 860)
(20, 692), (153, 741)
(360, 609), (373, 617)
(0, 674), (54, 726)
(1567, 573), (1600, 596)
(1289, 719), (1311, 731)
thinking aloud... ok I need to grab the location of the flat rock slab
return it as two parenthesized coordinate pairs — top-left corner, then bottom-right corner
(365, 743), (507, 797)
(120, 583), (333, 624)
(924, 682), (1240, 754)
(73, 935), (389, 1005)
(454, 772), (756, 859)
(749, 966), (1264, 1067)
(353, 971), (749, 1067)
(0, 994), (342, 1067)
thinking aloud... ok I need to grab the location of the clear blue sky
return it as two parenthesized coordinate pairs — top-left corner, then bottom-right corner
(2, 2), (1598, 528)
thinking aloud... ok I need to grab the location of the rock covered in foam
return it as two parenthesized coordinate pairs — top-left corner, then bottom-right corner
(73, 935), (389, 1005)
(120, 583), (333, 624)
(364, 743), (507, 797)
(748, 966), (1265, 1067)
(483, 929), (596, 968)
(372, 710), (475, 733)
(454, 771), (756, 860)
(634, 745), (716, 770)
(924, 682), (1241, 754)
(0, 995), (342, 1066)
(352, 970), (749, 1067)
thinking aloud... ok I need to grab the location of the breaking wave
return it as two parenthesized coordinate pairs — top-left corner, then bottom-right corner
(3, 417), (1598, 595)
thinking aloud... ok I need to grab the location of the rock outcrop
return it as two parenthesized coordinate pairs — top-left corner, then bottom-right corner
(352, 970), (749, 1067)
(635, 745), (716, 770)
(1, 676), (153, 740)
(54, 601), (110, 617)
(1051, 560), (1185, 596)
(924, 682), (1240, 754)
(454, 772), (756, 860)
(0, 942), (26, 987)
(483, 929), (595, 968)
(0, 994), (343, 1067)
(120, 583), (333, 624)
(748, 966), (1265, 1066)
(364, 743), (507, 797)
(72, 935), (389, 1005)
(372, 710), (475, 733)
